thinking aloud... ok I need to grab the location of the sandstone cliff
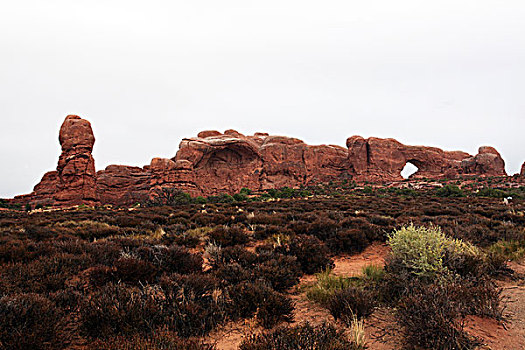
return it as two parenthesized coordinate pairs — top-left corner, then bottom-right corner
(15, 115), (508, 207)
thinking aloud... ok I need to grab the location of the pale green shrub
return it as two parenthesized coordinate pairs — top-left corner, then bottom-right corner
(388, 224), (483, 279)
(387, 224), (448, 278)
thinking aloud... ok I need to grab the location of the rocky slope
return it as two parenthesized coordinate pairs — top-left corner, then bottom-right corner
(14, 115), (509, 206)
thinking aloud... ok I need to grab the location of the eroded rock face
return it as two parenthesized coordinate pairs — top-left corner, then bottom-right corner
(96, 165), (150, 205)
(521, 162), (525, 177)
(461, 146), (506, 176)
(346, 136), (506, 181)
(16, 116), (510, 207)
(54, 115), (98, 204)
(17, 115), (98, 206)
(175, 132), (265, 195)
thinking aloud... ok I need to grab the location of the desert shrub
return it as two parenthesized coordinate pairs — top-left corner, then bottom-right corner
(326, 228), (369, 254)
(159, 273), (230, 337)
(388, 224), (490, 280)
(286, 220), (310, 235)
(172, 227), (212, 247)
(283, 234), (334, 274)
(387, 224), (448, 278)
(488, 240), (525, 262)
(0, 238), (37, 263)
(161, 245), (203, 274)
(149, 188), (193, 206)
(207, 245), (258, 268)
(136, 245), (202, 274)
(206, 194), (235, 203)
(214, 263), (251, 284)
(327, 286), (376, 321)
(307, 218), (340, 241)
(362, 264), (385, 283)
(80, 283), (164, 339)
(23, 224), (55, 240)
(442, 240), (487, 278)
(475, 187), (508, 198)
(88, 330), (215, 350)
(114, 257), (159, 285)
(449, 278), (503, 319)
(49, 288), (82, 312)
(52, 220), (121, 240)
(253, 225), (293, 240)
(397, 283), (478, 350)
(239, 322), (359, 350)
(86, 265), (116, 288)
(249, 213), (286, 226)
(306, 270), (354, 306)
(208, 225), (248, 246)
(253, 253), (301, 291)
(229, 281), (294, 328)
(0, 253), (92, 294)
(0, 293), (63, 349)
(233, 193), (248, 201)
(89, 240), (122, 266)
(369, 214), (395, 227)
(435, 184), (464, 197)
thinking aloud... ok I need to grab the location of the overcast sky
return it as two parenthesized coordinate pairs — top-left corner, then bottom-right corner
(1, 1), (524, 197)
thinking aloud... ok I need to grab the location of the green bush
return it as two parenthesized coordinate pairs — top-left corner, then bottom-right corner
(475, 187), (508, 198)
(306, 270), (355, 306)
(240, 188), (252, 195)
(387, 224), (448, 278)
(387, 224), (481, 279)
(435, 184), (464, 197)
(362, 264), (385, 283)
(233, 193), (248, 201)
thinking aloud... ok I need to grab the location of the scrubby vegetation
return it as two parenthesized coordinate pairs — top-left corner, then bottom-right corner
(0, 180), (523, 349)
(239, 322), (362, 350)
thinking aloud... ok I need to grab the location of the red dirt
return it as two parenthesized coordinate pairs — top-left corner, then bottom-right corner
(205, 244), (525, 350)
(331, 243), (389, 277)
(464, 260), (525, 350)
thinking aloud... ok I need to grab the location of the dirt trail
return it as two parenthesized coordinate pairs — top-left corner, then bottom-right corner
(465, 260), (525, 350)
(206, 242), (390, 349)
(331, 243), (389, 277)
(206, 244), (525, 350)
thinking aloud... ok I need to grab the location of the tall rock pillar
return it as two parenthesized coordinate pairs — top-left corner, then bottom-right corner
(53, 115), (98, 205)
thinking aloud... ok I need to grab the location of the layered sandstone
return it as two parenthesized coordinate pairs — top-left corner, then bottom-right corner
(15, 115), (510, 207)
(346, 136), (506, 182)
(18, 115), (98, 206)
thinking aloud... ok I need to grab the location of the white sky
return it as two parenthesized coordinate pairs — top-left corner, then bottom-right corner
(1, 0), (524, 197)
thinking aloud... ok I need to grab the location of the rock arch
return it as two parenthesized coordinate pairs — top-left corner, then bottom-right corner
(401, 161), (419, 179)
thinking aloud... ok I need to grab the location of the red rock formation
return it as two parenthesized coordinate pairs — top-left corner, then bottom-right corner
(347, 136), (506, 181)
(521, 162), (525, 177)
(54, 115), (97, 204)
(14, 116), (510, 207)
(16, 115), (98, 206)
(460, 146), (506, 176)
(96, 165), (150, 205)
(174, 132), (264, 195)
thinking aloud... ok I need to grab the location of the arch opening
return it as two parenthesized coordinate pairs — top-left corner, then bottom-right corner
(401, 162), (418, 179)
